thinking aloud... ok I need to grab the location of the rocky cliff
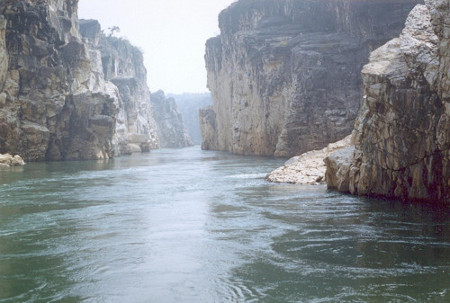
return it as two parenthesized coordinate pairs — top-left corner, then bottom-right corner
(82, 22), (160, 154)
(325, 1), (449, 203)
(150, 90), (192, 148)
(202, 0), (421, 157)
(0, 0), (191, 161)
(0, 0), (120, 161)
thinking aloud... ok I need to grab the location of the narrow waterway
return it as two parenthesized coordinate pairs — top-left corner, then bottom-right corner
(0, 147), (449, 302)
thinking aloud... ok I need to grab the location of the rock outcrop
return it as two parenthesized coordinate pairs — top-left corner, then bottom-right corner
(150, 90), (192, 148)
(0, 153), (25, 168)
(199, 106), (219, 151)
(202, 0), (421, 157)
(325, 2), (449, 203)
(266, 135), (351, 185)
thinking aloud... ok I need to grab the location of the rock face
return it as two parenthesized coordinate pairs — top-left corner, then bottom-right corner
(90, 27), (160, 154)
(199, 106), (219, 150)
(0, 1), (190, 161)
(202, 0), (421, 157)
(325, 2), (449, 203)
(266, 135), (351, 185)
(171, 93), (213, 145)
(150, 90), (192, 148)
(0, 0), (119, 161)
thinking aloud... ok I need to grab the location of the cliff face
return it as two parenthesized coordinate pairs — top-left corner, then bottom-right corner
(85, 24), (160, 154)
(0, 0), (191, 161)
(0, 0), (119, 161)
(150, 91), (192, 148)
(202, 0), (421, 157)
(325, 1), (449, 203)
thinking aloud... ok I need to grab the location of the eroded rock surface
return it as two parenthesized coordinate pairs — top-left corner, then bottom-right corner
(202, 0), (420, 157)
(326, 2), (449, 203)
(0, 0), (120, 161)
(199, 106), (219, 151)
(266, 135), (351, 185)
(0, 1), (191, 161)
(90, 27), (160, 154)
(0, 153), (25, 168)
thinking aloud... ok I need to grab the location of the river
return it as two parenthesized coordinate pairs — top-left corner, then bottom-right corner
(0, 147), (448, 302)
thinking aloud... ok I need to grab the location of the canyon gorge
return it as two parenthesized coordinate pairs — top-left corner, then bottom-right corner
(0, 0), (447, 205)
(0, 1), (449, 302)
(202, 0), (447, 203)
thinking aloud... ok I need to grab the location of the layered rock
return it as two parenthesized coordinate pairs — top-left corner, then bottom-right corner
(202, 0), (421, 157)
(150, 90), (192, 148)
(0, 0), (120, 161)
(266, 135), (351, 185)
(0, 0), (192, 161)
(82, 22), (160, 154)
(325, 2), (449, 203)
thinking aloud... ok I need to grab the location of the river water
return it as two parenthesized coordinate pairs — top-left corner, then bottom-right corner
(0, 147), (448, 302)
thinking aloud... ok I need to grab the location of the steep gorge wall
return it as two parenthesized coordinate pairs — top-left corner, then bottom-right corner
(0, 0), (189, 161)
(81, 21), (160, 154)
(325, 1), (449, 203)
(202, 0), (421, 157)
(0, 0), (124, 161)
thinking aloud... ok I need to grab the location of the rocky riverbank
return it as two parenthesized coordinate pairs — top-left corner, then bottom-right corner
(266, 135), (351, 185)
(325, 1), (449, 203)
(201, 0), (420, 157)
(0, 153), (25, 168)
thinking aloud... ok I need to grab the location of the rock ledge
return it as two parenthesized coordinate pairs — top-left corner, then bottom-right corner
(266, 135), (351, 185)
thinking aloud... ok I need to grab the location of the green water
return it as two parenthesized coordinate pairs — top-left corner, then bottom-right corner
(0, 147), (449, 302)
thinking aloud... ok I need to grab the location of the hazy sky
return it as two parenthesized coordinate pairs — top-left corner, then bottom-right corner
(78, 0), (236, 94)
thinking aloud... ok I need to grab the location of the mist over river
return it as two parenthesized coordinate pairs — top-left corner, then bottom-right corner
(0, 147), (449, 302)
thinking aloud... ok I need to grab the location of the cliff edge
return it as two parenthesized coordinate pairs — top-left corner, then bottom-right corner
(0, 1), (190, 161)
(325, 1), (449, 203)
(0, 0), (122, 161)
(201, 0), (421, 157)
